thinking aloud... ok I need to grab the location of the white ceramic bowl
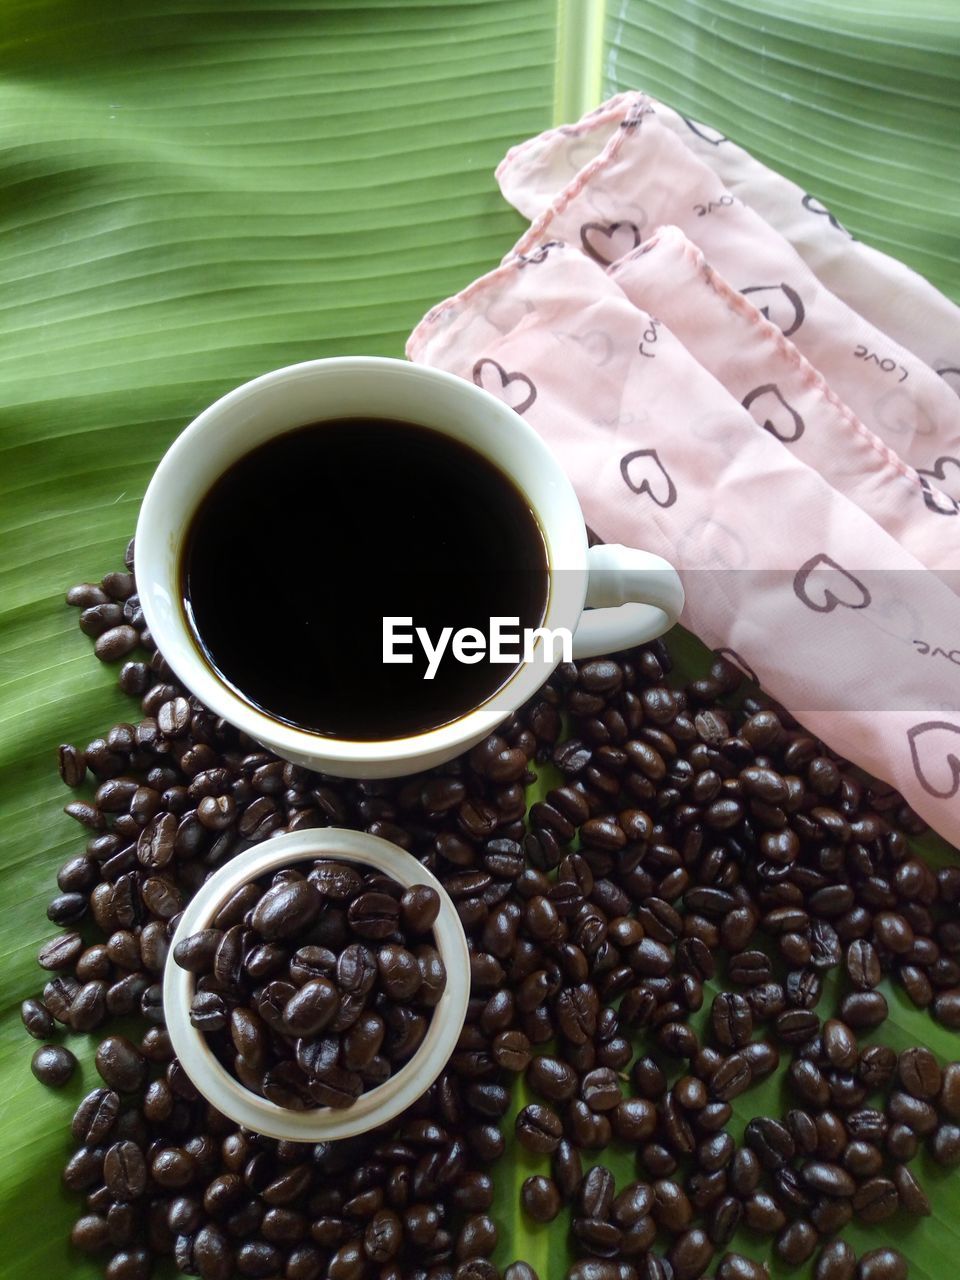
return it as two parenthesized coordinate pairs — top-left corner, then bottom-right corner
(163, 829), (470, 1141)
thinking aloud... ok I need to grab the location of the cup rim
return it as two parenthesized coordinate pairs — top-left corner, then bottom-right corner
(162, 828), (471, 1141)
(135, 356), (588, 766)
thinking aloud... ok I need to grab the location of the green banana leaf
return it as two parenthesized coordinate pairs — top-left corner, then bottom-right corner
(0, 2), (957, 1278)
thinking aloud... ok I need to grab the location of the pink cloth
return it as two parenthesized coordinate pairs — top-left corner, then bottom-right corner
(408, 244), (960, 845)
(638, 96), (960, 389)
(609, 226), (960, 571)
(496, 94), (960, 499)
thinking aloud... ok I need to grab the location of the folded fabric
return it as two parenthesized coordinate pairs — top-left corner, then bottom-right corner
(499, 91), (960, 390)
(496, 93), (960, 497)
(408, 243), (960, 845)
(609, 225), (960, 574)
(646, 95), (960, 392)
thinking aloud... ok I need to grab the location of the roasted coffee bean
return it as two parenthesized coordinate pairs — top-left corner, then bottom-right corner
(139, 921), (168, 974)
(556, 982), (600, 1043)
(37, 936), (84, 972)
(150, 1147), (194, 1192)
(611, 1181), (652, 1228)
(400, 885), (441, 933)
(811, 1197), (853, 1235)
(892, 1161), (930, 1215)
(337, 943), (378, 997)
(71, 1088), (120, 1145)
(728, 951), (772, 985)
(493, 1029), (532, 1072)
(941, 1061), (960, 1120)
(21, 997), (55, 1040)
(70, 1213), (111, 1254)
(67, 582), (111, 608)
(94, 624), (140, 662)
(844, 1140), (883, 1178)
(729, 1147), (761, 1197)
(552, 1139), (583, 1203)
(95, 1036), (147, 1093)
(889, 1090), (938, 1135)
(456, 1213), (498, 1260)
(710, 1052), (752, 1101)
(347, 890), (401, 939)
(31, 1043), (76, 1087)
(745, 1118), (794, 1170)
(815, 1240), (857, 1280)
(898, 1046), (942, 1099)
(716, 1255), (770, 1280)
(578, 1162), (616, 1218)
(886, 1123), (919, 1162)
(823, 1018), (859, 1069)
(776, 1220), (818, 1266)
(136, 812), (177, 870)
(773, 1163), (814, 1215)
(853, 1177), (898, 1222)
(900, 964), (933, 1008)
(48, 889), (90, 922)
(742, 1192), (786, 1234)
(58, 743), (88, 788)
(44, 975), (80, 1024)
(415, 945), (447, 1005)
(80, 602), (125, 638)
(251, 880), (321, 941)
(859, 1043), (897, 1090)
(521, 1175), (562, 1223)
(652, 1180), (692, 1232)
(874, 911), (914, 954)
(282, 979), (339, 1036)
(801, 1162), (855, 1198)
(568, 1100), (612, 1150)
(857, 1249), (908, 1280)
(846, 939), (881, 989)
(816, 1113), (849, 1162)
(668, 1227), (713, 1279)
(528, 1055), (578, 1102)
(711, 992), (752, 1049)
(516, 1104), (563, 1155)
(703, 1194), (740, 1247)
(378, 945), (422, 1000)
(841, 991), (888, 1030)
(789, 1059), (830, 1108)
(934, 991), (960, 1028)
(932, 1123), (960, 1166)
(103, 1140), (148, 1200)
(504, 1266), (539, 1280)
(697, 1131), (734, 1174)
(582, 1068), (622, 1112)
(567, 1252), (620, 1280)
(775, 1008), (820, 1044)
(188, 990), (227, 1032)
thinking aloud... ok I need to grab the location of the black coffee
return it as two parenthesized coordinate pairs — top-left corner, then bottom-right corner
(181, 418), (548, 739)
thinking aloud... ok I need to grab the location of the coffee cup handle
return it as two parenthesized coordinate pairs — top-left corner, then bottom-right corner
(572, 543), (685, 659)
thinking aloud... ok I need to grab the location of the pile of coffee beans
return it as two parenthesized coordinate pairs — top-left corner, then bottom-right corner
(173, 863), (445, 1109)
(17, 536), (960, 1280)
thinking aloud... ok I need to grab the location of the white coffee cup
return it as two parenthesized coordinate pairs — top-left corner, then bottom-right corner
(136, 356), (683, 778)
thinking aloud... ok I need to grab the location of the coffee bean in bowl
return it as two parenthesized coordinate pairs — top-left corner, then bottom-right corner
(175, 861), (443, 1108)
(164, 829), (469, 1140)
